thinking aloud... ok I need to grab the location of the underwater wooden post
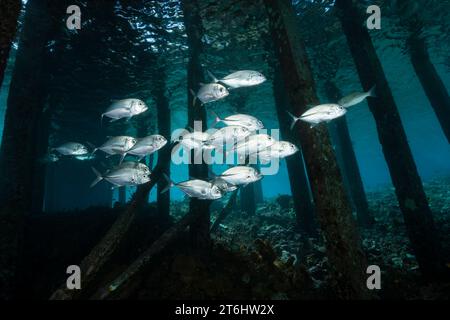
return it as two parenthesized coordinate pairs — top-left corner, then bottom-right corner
(271, 62), (317, 235)
(324, 80), (373, 227)
(182, 0), (211, 251)
(396, 0), (450, 144)
(118, 187), (127, 205)
(211, 190), (239, 233)
(265, 0), (369, 299)
(240, 179), (256, 215)
(0, 0), (66, 299)
(153, 68), (171, 217)
(49, 158), (170, 300)
(335, 0), (446, 279)
(0, 0), (21, 87)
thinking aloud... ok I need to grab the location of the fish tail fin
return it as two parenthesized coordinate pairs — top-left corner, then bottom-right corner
(287, 111), (300, 130)
(207, 70), (219, 83)
(90, 167), (103, 188)
(161, 173), (174, 194)
(189, 89), (197, 106)
(368, 85), (377, 98)
(209, 110), (221, 127)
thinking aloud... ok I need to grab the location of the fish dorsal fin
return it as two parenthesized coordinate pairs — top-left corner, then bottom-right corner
(199, 82), (206, 86)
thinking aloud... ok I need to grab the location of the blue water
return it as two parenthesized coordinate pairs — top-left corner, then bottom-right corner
(0, 0), (449, 209)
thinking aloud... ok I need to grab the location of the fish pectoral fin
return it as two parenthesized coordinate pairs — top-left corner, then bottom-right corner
(109, 118), (120, 123)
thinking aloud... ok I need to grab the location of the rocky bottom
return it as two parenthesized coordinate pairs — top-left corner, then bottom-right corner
(20, 177), (450, 299)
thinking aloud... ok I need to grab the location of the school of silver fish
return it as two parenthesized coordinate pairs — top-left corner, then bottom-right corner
(47, 67), (374, 199)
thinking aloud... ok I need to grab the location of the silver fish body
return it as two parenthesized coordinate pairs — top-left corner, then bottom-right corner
(232, 134), (275, 157)
(54, 142), (89, 156)
(207, 125), (251, 148)
(95, 136), (137, 155)
(39, 153), (60, 163)
(194, 83), (229, 104)
(257, 141), (298, 163)
(338, 86), (376, 108)
(210, 177), (238, 193)
(219, 166), (262, 186)
(174, 179), (223, 200)
(126, 135), (167, 158)
(288, 104), (347, 129)
(115, 161), (151, 175)
(213, 113), (264, 132)
(179, 131), (210, 150)
(102, 98), (148, 122)
(91, 166), (151, 188)
(209, 70), (266, 88)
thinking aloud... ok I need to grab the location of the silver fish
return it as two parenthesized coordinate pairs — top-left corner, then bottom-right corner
(126, 135), (167, 160)
(218, 166), (262, 186)
(101, 98), (148, 123)
(287, 104), (347, 129)
(338, 86), (376, 108)
(210, 177), (238, 193)
(53, 142), (89, 156)
(176, 131), (211, 150)
(190, 83), (229, 105)
(39, 153), (60, 164)
(162, 174), (223, 200)
(90, 166), (151, 189)
(257, 141), (298, 163)
(114, 161), (151, 175)
(206, 125), (251, 149)
(230, 134), (276, 159)
(208, 70), (266, 88)
(92, 136), (137, 163)
(211, 112), (264, 132)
